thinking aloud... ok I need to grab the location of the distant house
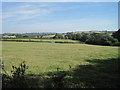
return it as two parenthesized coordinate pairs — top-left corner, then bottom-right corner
(3, 35), (16, 38)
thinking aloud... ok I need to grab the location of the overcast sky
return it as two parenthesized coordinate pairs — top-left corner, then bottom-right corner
(1, 2), (118, 33)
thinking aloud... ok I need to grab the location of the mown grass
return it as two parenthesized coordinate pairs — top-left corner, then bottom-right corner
(2, 41), (118, 75)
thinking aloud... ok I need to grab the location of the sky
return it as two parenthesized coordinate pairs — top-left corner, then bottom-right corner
(1, 2), (118, 33)
(2, 0), (120, 2)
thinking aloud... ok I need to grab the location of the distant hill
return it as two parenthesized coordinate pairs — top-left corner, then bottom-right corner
(22, 32), (56, 36)
(2, 31), (116, 36)
(3, 32), (56, 36)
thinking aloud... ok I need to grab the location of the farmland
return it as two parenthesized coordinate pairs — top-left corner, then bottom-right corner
(2, 1), (120, 88)
(2, 40), (120, 88)
(2, 41), (118, 74)
(2, 38), (80, 43)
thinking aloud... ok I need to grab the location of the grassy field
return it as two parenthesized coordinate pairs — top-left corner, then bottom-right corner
(2, 41), (118, 75)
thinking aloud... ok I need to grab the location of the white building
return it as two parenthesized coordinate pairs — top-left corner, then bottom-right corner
(3, 35), (16, 38)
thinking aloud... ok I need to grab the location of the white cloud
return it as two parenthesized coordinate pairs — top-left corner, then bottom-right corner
(2, 1), (118, 33)
(3, 17), (117, 33)
(3, 2), (87, 22)
(2, 3), (52, 21)
(19, 4), (31, 8)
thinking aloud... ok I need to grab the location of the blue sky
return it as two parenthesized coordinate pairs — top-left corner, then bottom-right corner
(2, 2), (118, 33)
(2, 0), (120, 2)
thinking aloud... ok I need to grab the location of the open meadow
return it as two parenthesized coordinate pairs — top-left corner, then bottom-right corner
(2, 41), (120, 88)
(2, 41), (118, 74)
(2, 2), (120, 88)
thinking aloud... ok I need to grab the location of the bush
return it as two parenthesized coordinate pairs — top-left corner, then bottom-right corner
(2, 61), (29, 88)
(11, 61), (28, 78)
(113, 42), (120, 46)
(112, 29), (120, 42)
(84, 33), (118, 46)
(104, 41), (113, 46)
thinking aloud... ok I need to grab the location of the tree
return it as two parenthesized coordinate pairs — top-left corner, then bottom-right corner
(53, 33), (64, 39)
(112, 29), (120, 41)
(23, 35), (28, 38)
(15, 34), (23, 38)
(85, 33), (118, 46)
(40, 35), (43, 39)
(76, 34), (82, 40)
(80, 34), (90, 42)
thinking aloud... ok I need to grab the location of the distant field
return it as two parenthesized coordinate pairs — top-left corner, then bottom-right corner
(0, 41), (2, 57)
(43, 35), (55, 38)
(2, 41), (118, 75)
(2, 38), (80, 43)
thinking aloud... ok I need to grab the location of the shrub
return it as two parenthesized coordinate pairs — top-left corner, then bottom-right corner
(112, 29), (120, 42)
(2, 61), (29, 88)
(113, 42), (120, 46)
(11, 61), (28, 78)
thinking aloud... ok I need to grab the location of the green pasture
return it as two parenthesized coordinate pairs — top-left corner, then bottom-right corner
(2, 41), (118, 75)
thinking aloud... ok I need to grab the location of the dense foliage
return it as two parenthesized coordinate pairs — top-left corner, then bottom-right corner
(53, 31), (120, 46)
(2, 30), (120, 46)
(112, 29), (120, 42)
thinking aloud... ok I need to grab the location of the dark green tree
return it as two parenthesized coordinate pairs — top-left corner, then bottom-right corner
(112, 29), (120, 41)
(53, 33), (64, 39)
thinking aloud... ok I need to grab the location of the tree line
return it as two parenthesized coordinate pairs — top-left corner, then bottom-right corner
(53, 29), (120, 46)
(2, 29), (120, 46)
